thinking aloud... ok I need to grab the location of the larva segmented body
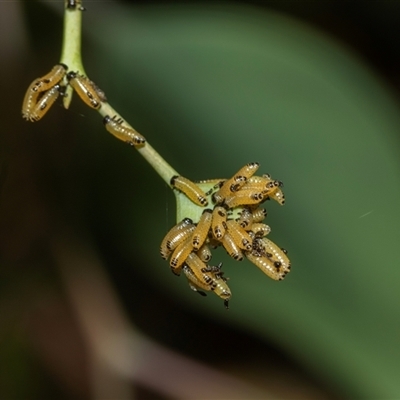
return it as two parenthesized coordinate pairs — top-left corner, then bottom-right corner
(251, 208), (267, 223)
(245, 251), (289, 280)
(160, 218), (194, 259)
(251, 223), (271, 237)
(185, 252), (213, 286)
(103, 115), (146, 146)
(29, 64), (67, 94)
(191, 209), (213, 250)
(248, 237), (290, 280)
(170, 175), (208, 207)
(169, 238), (194, 272)
(224, 189), (264, 208)
(23, 84), (62, 122)
(212, 162), (259, 204)
(226, 220), (253, 251)
(22, 87), (41, 121)
(22, 64), (67, 121)
(221, 232), (244, 261)
(67, 71), (102, 109)
(183, 262), (231, 308)
(211, 206), (227, 240)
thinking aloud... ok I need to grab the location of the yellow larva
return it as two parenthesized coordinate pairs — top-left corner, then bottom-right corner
(210, 277), (231, 309)
(160, 218), (194, 259)
(257, 237), (290, 271)
(211, 206), (227, 240)
(169, 239), (194, 272)
(67, 71), (102, 109)
(183, 263), (231, 308)
(259, 180), (285, 205)
(212, 162), (260, 204)
(28, 64), (68, 94)
(245, 252), (287, 280)
(191, 209), (213, 250)
(242, 175), (285, 205)
(252, 207), (267, 223)
(221, 232), (244, 261)
(226, 220), (253, 251)
(241, 175), (270, 191)
(185, 252), (213, 286)
(197, 244), (212, 262)
(22, 86), (40, 121)
(250, 223), (271, 237)
(224, 189), (264, 209)
(268, 187), (286, 205)
(170, 176), (208, 207)
(183, 265), (211, 295)
(23, 84), (62, 122)
(247, 237), (291, 280)
(103, 115), (146, 146)
(22, 64), (67, 120)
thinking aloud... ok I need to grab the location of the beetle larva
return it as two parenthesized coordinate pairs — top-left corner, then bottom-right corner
(28, 64), (68, 94)
(212, 162), (259, 204)
(170, 175), (208, 206)
(226, 220), (253, 251)
(248, 237), (291, 280)
(251, 207), (267, 223)
(185, 252), (213, 286)
(224, 189), (264, 209)
(211, 206), (227, 240)
(160, 218), (194, 259)
(23, 84), (62, 122)
(103, 115), (146, 146)
(221, 232), (244, 261)
(169, 239), (194, 272)
(67, 71), (102, 109)
(183, 263), (231, 308)
(191, 209), (213, 250)
(183, 265), (210, 295)
(22, 85), (41, 121)
(245, 252), (287, 280)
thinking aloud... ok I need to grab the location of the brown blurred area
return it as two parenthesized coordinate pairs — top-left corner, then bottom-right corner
(1, 1), (398, 399)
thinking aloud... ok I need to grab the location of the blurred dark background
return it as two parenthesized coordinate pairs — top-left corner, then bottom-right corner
(1, 1), (400, 399)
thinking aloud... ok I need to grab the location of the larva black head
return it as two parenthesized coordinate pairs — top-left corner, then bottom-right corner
(66, 71), (77, 81)
(66, 0), (86, 10)
(58, 63), (68, 71)
(170, 175), (178, 186)
(182, 217), (193, 225)
(58, 85), (67, 97)
(103, 115), (111, 125)
(203, 208), (213, 214)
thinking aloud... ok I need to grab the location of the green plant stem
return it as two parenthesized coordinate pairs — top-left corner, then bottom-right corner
(60, 2), (84, 73)
(99, 103), (179, 186)
(59, 1), (179, 188)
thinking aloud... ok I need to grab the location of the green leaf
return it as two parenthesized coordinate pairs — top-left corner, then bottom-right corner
(80, 3), (400, 397)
